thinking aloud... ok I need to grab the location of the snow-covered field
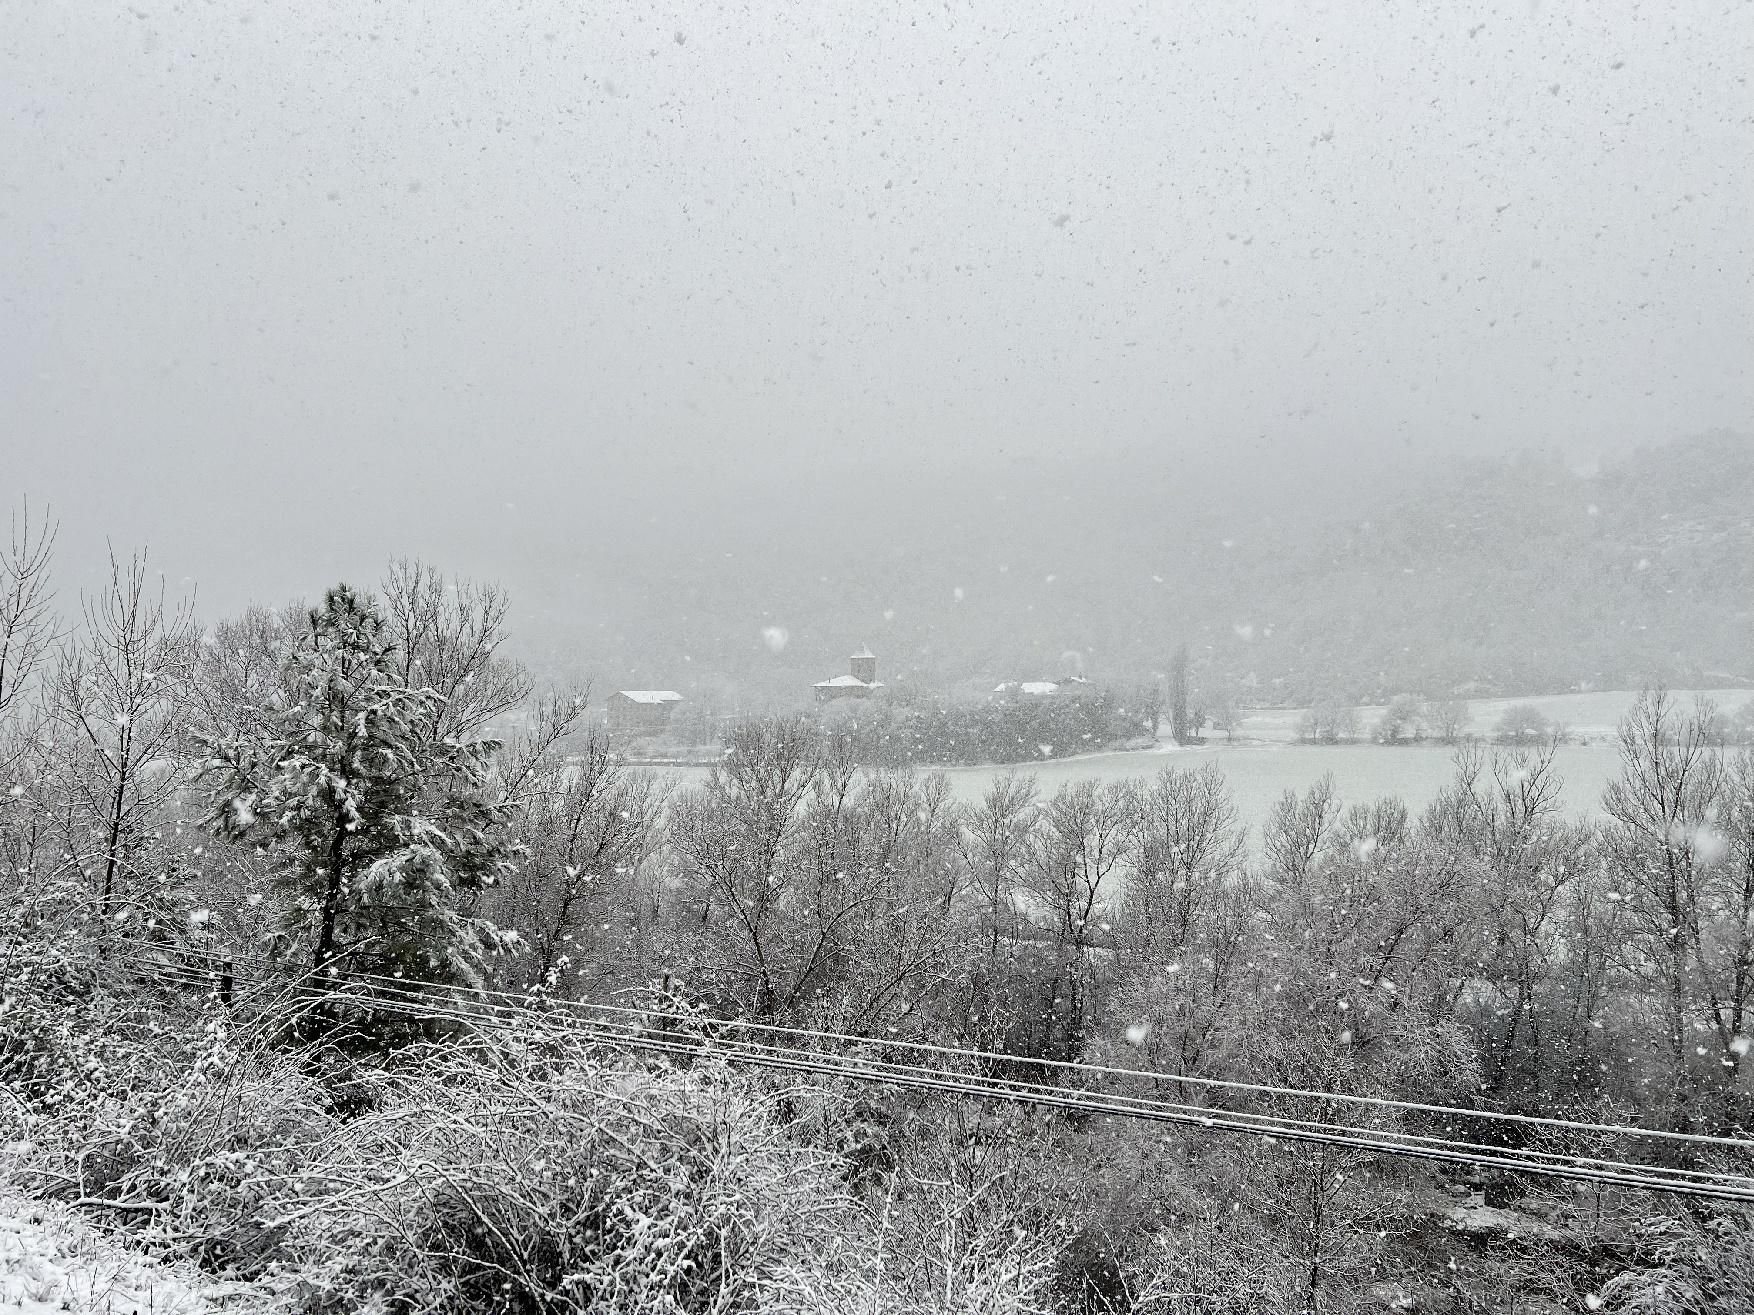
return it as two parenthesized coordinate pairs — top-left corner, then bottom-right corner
(0, 1195), (276, 1315)
(938, 688), (1753, 837)
(1239, 687), (1752, 745)
(645, 686), (1752, 842)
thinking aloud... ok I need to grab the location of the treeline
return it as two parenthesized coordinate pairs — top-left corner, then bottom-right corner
(1299, 692), (1754, 748)
(4, 528), (1754, 1312)
(822, 684), (1157, 767)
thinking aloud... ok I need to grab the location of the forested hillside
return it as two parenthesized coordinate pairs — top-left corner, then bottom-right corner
(504, 431), (1754, 706)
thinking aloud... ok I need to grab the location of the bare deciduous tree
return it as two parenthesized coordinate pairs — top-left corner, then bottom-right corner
(668, 714), (821, 1018)
(1122, 762), (1244, 957)
(1263, 774), (1343, 887)
(793, 760), (968, 1033)
(44, 548), (194, 921)
(490, 726), (664, 996)
(1712, 749), (1754, 1103)
(381, 558), (530, 743)
(1373, 693), (1427, 744)
(1602, 689), (1727, 1128)
(185, 602), (304, 750)
(1297, 698), (1357, 745)
(1019, 779), (1131, 1061)
(1423, 740), (1589, 1100)
(1494, 701), (1556, 745)
(493, 685), (591, 807)
(0, 501), (58, 728)
(1111, 763), (1254, 1080)
(958, 771), (1036, 963)
(1428, 697), (1472, 744)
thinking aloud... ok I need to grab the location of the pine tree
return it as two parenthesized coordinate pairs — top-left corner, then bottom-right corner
(199, 584), (518, 995)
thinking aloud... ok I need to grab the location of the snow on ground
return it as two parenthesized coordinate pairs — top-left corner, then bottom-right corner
(1240, 687), (1752, 745)
(0, 1195), (279, 1315)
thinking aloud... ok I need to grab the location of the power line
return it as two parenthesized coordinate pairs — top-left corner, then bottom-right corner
(112, 935), (1754, 1152)
(107, 941), (1754, 1203)
(310, 968), (1752, 1187)
(346, 978), (1754, 1196)
(331, 982), (1754, 1202)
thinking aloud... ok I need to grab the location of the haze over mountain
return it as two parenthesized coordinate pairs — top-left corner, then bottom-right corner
(6, 1), (1751, 705)
(497, 428), (1754, 705)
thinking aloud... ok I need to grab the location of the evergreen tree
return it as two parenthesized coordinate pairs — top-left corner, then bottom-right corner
(199, 584), (517, 993)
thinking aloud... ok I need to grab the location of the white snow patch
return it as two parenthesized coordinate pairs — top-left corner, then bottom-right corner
(0, 1193), (280, 1312)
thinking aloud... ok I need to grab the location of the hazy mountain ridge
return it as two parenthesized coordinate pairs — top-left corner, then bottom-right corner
(519, 431), (1753, 706)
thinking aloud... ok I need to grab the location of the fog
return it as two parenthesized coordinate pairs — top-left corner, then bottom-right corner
(10, 5), (1754, 1299)
(4, 0), (1751, 680)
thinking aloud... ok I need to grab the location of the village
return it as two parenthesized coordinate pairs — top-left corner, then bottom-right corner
(604, 647), (1102, 755)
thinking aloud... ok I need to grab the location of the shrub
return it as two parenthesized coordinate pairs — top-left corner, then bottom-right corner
(14, 1008), (336, 1280)
(271, 1045), (873, 1314)
(1428, 698), (1472, 744)
(1493, 703), (1555, 745)
(1373, 695), (1428, 744)
(1297, 699), (1358, 745)
(1599, 1209), (1754, 1313)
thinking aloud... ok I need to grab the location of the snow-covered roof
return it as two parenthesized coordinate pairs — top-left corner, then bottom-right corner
(814, 674), (871, 688)
(994, 680), (1064, 696)
(851, 647), (876, 659)
(616, 690), (684, 704)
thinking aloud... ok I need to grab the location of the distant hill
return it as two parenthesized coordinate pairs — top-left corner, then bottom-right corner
(504, 430), (1754, 708)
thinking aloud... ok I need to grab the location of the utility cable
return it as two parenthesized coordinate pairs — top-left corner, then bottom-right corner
(111, 943), (1754, 1203)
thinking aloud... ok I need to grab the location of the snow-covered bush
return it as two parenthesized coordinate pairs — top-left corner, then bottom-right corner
(1493, 701), (1556, 745)
(1599, 1209), (1754, 1313)
(1297, 698), (1358, 744)
(263, 1043), (874, 1315)
(11, 997), (336, 1277)
(0, 923), (113, 1132)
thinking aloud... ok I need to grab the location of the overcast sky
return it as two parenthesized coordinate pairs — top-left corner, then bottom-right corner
(3, 0), (1750, 612)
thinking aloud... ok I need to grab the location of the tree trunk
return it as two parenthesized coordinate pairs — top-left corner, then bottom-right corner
(314, 822), (347, 991)
(1304, 1145), (1328, 1315)
(100, 776), (127, 920)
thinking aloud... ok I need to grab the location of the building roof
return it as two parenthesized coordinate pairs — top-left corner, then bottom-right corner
(994, 680), (1065, 696)
(615, 690), (684, 704)
(814, 674), (872, 689)
(851, 647), (877, 659)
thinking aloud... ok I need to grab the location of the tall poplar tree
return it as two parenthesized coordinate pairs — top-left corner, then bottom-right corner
(1168, 643), (1191, 745)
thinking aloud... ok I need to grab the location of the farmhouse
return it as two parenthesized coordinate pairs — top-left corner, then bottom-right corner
(608, 689), (683, 737)
(814, 649), (884, 702)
